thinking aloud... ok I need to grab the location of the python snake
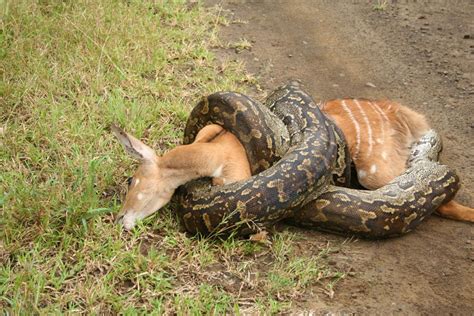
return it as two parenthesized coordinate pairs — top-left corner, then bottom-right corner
(175, 84), (341, 235)
(174, 82), (460, 238)
(290, 130), (459, 238)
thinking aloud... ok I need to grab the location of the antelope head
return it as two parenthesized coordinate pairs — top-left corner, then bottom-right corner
(111, 125), (173, 230)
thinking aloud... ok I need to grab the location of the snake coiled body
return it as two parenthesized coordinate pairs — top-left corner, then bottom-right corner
(175, 86), (339, 235)
(175, 82), (460, 238)
(290, 131), (459, 238)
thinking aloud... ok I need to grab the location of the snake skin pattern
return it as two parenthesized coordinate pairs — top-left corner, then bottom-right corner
(175, 82), (460, 238)
(175, 84), (339, 235)
(290, 130), (459, 238)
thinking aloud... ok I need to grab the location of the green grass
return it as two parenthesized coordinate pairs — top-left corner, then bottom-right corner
(0, 0), (345, 313)
(373, 0), (389, 11)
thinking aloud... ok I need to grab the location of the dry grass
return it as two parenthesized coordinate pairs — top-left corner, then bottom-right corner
(0, 0), (345, 313)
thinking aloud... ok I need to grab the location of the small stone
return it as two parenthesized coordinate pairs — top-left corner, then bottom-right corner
(288, 54), (293, 58)
(302, 40), (308, 45)
(366, 82), (377, 88)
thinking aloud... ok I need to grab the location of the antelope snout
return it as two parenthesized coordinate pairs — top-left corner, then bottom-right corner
(115, 211), (136, 230)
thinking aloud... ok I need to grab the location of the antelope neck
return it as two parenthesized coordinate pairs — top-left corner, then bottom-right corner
(158, 142), (223, 189)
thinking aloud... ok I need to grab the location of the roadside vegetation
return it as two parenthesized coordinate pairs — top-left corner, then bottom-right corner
(0, 0), (344, 313)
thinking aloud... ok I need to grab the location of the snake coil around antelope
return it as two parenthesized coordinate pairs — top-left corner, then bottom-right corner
(175, 84), (340, 235)
(174, 82), (460, 238)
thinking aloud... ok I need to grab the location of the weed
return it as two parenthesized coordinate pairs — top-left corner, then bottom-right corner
(0, 0), (345, 313)
(230, 38), (253, 53)
(373, 0), (389, 11)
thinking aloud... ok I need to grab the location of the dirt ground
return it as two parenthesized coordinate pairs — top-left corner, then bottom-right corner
(208, 0), (474, 313)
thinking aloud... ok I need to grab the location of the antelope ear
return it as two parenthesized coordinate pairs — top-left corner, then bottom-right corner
(111, 124), (157, 162)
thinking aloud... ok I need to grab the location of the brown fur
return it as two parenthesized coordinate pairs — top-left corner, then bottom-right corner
(321, 99), (430, 189)
(437, 201), (474, 222)
(114, 100), (473, 227)
(190, 124), (251, 185)
(112, 124), (250, 230)
(187, 102), (472, 223)
(199, 100), (473, 223)
(321, 99), (473, 222)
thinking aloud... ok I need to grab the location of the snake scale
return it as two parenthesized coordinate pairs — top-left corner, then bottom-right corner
(174, 82), (460, 238)
(175, 84), (341, 235)
(290, 130), (459, 237)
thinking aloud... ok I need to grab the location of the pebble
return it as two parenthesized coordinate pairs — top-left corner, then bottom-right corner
(366, 82), (377, 88)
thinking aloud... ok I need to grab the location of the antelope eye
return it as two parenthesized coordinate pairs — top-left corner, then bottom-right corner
(127, 177), (133, 187)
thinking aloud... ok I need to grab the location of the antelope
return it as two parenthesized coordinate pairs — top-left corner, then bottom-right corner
(111, 124), (251, 230)
(112, 100), (473, 230)
(320, 99), (473, 222)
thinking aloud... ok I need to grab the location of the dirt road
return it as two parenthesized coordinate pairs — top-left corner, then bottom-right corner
(209, 0), (474, 313)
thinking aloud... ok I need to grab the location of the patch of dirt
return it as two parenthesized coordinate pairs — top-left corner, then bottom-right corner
(208, 0), (474, 313)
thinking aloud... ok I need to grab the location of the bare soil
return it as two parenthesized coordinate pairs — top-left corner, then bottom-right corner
(209, 0), (474, 313)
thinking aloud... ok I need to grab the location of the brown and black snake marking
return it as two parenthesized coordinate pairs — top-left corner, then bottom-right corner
(175, 83), (339, 236)
(175, 82), (460, 238)
(287, 110), (460, 238)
